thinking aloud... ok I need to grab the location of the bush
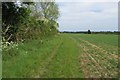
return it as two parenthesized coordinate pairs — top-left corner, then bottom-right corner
(88, 30), (91, 34)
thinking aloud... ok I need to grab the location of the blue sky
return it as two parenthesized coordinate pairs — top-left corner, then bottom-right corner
(57, 2), (118, 32)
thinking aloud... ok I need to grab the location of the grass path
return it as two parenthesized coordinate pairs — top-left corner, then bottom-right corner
(35, 42), (61, 78)
(3, 34), (84, 78)
(39, 36), (84, 78)
(3, 33), (118, 78)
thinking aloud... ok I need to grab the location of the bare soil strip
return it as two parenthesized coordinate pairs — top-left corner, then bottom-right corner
(78, 39), (118, 78)
(79, 52), (102, 78)
(79, 43), (110, 78)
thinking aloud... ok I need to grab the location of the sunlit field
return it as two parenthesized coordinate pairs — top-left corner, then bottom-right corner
(3, 33), (119, 78)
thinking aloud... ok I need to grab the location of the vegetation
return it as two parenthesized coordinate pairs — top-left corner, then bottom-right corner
(3, 33), (118, 78)
(69, 34), (119, 78)
(62, 31), (119, 35)
(2, 2), (59, 43)
(3, 34), (84, 78)
(2, 2), (119, 78)
(88, 30), (91, 34)
(2, 2), (60, 78)
(2, 2), (60, 64)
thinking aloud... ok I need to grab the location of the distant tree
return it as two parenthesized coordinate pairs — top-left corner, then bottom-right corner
(88, 30), (91, 34)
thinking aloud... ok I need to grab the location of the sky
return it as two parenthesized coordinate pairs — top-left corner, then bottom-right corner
(57, 1), (118, 32)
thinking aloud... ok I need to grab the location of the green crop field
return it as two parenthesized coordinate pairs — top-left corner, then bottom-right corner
(2, 33), (119, 78)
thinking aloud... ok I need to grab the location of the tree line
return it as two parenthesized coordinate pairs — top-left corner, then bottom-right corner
(2, 2), (60, 43)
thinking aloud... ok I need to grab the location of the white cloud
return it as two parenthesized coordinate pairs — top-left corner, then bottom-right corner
(57, 2), (118, 31)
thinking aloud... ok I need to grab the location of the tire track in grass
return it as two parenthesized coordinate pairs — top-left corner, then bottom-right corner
(90, 49), (118, 77)
(80, 39), (118, 68)
(79, 43), (109, 78)
(80, 43), (117, 77)
(99, 42), (118, 51)
(35, 42), (62, 78)
(78, 52), (101, 78)
(77, 39), (118, 78)
(40, 36), (84, 78)
(80, 39), (118, 71)
(76, 39), (103, 78)
(80, 39), (118, 59)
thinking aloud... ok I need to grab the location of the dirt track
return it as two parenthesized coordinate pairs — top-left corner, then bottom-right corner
(77, 39), (118, 78)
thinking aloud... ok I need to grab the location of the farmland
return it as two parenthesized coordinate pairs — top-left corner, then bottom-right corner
(2, 33), (119, 78)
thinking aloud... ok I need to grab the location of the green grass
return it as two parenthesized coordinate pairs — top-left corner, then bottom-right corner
(69, 33), (118, 47)
(68, 33), (118, 78)
(2, 33), (118, 78)
(69, 33), (118, 54)
(3, 34), (84, 78)
(40, 35), (84, 78)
